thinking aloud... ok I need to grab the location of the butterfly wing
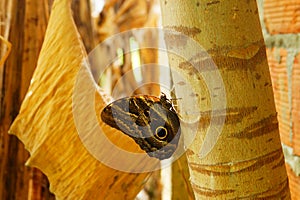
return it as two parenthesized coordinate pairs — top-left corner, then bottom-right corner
(101, 95), (181, 160)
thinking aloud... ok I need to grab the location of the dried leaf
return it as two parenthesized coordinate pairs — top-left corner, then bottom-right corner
(0, 35), (12, 67)
(9, 0), (152, 199)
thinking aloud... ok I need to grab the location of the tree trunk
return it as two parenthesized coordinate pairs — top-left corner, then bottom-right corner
(160, 0), (290, 199)
(0, 0), (54, 199)
(0, 1), (29, 199)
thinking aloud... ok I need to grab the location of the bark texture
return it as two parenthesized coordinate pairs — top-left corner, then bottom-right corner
(160, 0), (290, 199)
(0, 0), (54, 199)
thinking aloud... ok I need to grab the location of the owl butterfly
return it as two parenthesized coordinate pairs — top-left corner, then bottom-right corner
(101, 93), (181, 160)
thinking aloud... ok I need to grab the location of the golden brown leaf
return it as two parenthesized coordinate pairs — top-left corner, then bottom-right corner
(9, 0), (151, 199)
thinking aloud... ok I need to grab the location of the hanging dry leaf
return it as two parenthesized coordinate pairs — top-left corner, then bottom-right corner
(0, 35), (12, 67)
(8, 0), (154, 199)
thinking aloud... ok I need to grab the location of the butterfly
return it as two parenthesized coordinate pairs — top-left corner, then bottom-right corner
(101, 93), (181, 160)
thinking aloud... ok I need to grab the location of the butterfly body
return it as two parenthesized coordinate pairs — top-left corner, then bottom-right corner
(101, 94), (181, 160)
